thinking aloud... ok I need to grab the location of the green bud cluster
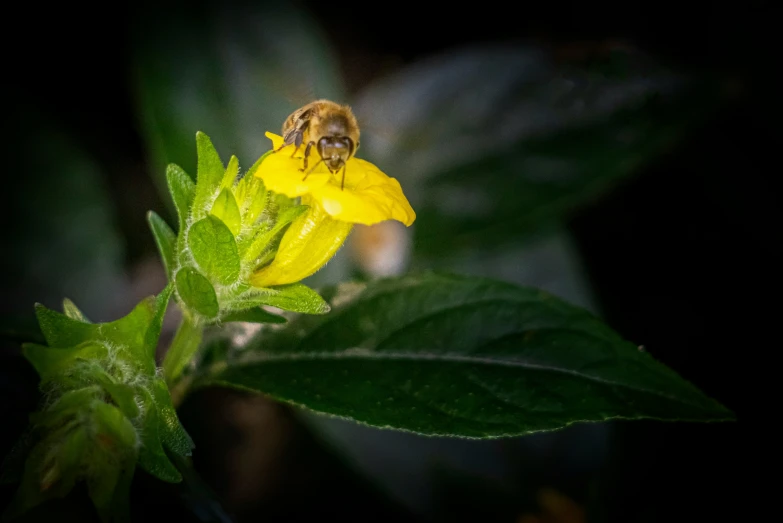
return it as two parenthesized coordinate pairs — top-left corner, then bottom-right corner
(148, 132), (330, 327)
(3, 290), (191, 522)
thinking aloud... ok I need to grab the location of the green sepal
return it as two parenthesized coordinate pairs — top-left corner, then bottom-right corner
(219, 154), (239, 189)
(147, 211), (177, 278)
(149, 378), (194, 457)
(188, 215), (241, 285)
(62, 298), (90, 323)
(136, 388), (181, 483)
(236, 175), (267, 228)
(191, 132), (224, 219)
(210, 188), (241, 237)
(165, 163), (195, 233)
(144, 283), (174, 360)
(221, 307), (287, 324)
(175, 267), (219, 319)
(242, 204), (308, 265)
(34, 303), (97, 348)
(236, 283), (330, 315)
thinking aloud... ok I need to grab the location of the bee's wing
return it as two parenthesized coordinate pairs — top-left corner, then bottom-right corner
(282, 105), (315, 146)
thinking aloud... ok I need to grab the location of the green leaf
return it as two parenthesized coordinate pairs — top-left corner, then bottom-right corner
(191, 132), (225, 218)
(30, 387), (100, 428)
(235, 174), (267, 229)
(92, 401), (139, 451)
(210, 188), (242, 236)
(236, 283), (330, 315)
(23, 343), (108, 384)
(188, 215), (241, 285)
(175, 268), (219, 318)
(166, 163), (196, 233)
(98, 379), (141, 419)
(221, 307), (287, 324)
(220, 155), (240, 189)
(236, 150), (273, 229)
(30, 294), (168, 380)
(62, 298), (90, 323)
(147, 210), (177, 277)
(149, 378), (194, 457)
(206, 274), (733, 438)
(36, 298), (153, 351)
(34, 303), (98, 348)
(99, 298), (159, 367)
(163, 315), (204, 385)
(137, 388), (182, 483)
(144, 283), (174, 359)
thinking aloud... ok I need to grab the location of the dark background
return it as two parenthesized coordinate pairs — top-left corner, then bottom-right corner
(2, 0), (770, 521)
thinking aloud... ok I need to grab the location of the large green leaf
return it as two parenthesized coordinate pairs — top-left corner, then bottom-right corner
(353, 45), (723, 257)
(204, 274), (733, 438)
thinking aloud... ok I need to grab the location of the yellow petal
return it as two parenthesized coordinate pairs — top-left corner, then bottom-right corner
(251, 197), (353, 287)
(265, 131), (285, 151)
(311, 158), (416, 226)
(257, 132), (415, 227)
(255, 132), (331, 197)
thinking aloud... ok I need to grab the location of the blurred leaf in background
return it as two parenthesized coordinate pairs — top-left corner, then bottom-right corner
(1, 109), (130, 323)
(132, 2), (344, 197)
(352, 44), (724, 261)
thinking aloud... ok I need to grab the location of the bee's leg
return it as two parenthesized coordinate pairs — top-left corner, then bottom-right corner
(299, 141), (315, 172)
(290, 132), (304, 158)
(302, 158), (324, 181)
(341, 164), (346, 191)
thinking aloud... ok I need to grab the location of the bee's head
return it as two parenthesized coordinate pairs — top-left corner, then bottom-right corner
(317, 136), (354, 172)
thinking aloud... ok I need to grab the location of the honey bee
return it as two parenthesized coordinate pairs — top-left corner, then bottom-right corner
(275, 99), (360, 190)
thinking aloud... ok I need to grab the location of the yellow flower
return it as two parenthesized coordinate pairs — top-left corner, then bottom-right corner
(256, 132), (415, 227)
(250, 196), (353, 287)
(250, 132), (415, 288)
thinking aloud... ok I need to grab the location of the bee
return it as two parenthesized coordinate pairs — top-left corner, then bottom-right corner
(275, 99), (360, 190)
